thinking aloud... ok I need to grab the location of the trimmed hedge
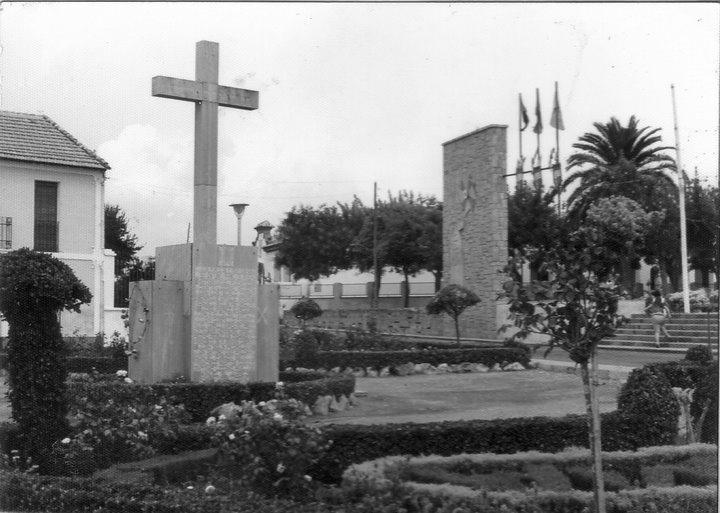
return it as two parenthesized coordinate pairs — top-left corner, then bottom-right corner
(311, 409), (676, 483)
(285, 347), (530, 371)
(66, 356), (127, 374)
(65, 372), (355, 423)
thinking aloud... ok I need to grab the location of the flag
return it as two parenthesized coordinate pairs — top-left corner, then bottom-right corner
(550, 82), (565, 130)
(519, 94), (529, 131)
(533, 88), (543, 134)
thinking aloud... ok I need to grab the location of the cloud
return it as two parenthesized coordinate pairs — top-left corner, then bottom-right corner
(98, 124), (194, 254)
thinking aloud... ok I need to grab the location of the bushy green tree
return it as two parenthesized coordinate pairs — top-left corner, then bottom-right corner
(105, 204), (143, 276)
(289, 297), (323, 327)
(276, 199), (367, 281)
(0, 248), (92, 472)
(426, 284), (480, 344)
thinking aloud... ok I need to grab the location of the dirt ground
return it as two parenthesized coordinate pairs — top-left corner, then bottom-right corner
(309, 369), (624, 426)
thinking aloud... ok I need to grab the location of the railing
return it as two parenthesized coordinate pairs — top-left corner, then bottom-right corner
(0, 217), (11, 250)
(278, 282), (437, 299)
(34, 220), (59, 252)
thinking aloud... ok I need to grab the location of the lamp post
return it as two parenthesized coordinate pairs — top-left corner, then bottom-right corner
(671, 85), (691, 313)
(229, 203), (249, 246)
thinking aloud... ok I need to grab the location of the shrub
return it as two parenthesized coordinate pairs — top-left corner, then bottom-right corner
(289, 297), (322, 326)
(691, 361), (718, 443)
(66, 356), (128, 373)
(684, 344), (714, 364)
(293, 329), (320, 367)
(64, 373), (355, 423)
(209, 389), (328, 499)
(426, 284), (480, 344)
(0, 248), (92, 472)
(617, 366), (679, 443)
(312, 410), (675, 483)
(50, 396), (191, 475)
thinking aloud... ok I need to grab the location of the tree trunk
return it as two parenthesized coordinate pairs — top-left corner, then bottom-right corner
(579, 356), (606, 513)
(403, 269), (410, 308)
(453, 315), (461, 345)
(433, 271), (442, 292)
(619, 255), (634, 296)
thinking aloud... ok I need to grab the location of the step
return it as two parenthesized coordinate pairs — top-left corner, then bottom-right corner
(602, 339), (716, 350)
(614, 328), (718, 338)
(597, 344), (717, 354)
(607, 335), (714, 345)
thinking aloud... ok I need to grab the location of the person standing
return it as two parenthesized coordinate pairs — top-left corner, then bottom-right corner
(645, 289), (672, 347)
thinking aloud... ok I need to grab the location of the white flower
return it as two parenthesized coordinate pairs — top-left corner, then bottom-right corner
(273, 413), (283, 422)
(154, 404), (162, 411)
(124, 377), (133, 384)
(275, 381), (285, 389)
(206, 416), (217, 425)
(186, 486), (194, 490)
(204, 484), (216, 494)
(228, 433), (236, 441)
(61, 437), (71, 444)
(137, 431), (148, 440)
(116, 370), (128, 377)
(218, 414), (226, 421)
(258, 401), (266, 407)
(304, 475), (312, 482)
(276, 463), (285, 473)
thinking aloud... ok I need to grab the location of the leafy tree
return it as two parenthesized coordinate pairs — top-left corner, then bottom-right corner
(276, 199), (367, 282)
(501, 228), (626, 513)
(642, 181), (683, 292)
(508, 181), (564, 280)
(353, 191), (442, 307)
(686, 173), (719, 287)
(561, 116), (676, 223)
(426, 284), (480, 344)
(0, 248), (92, 472)
(579, 196), (656, 294)
(105, 204), (143, 276)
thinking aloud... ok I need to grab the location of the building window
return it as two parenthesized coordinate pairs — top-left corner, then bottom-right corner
(34, 181), (59, 252)
(0, 217), (11, 249)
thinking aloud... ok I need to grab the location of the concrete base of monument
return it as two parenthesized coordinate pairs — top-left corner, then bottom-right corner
(128, 243), (279, 384)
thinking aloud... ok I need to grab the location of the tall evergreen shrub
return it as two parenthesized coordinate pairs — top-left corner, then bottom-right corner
(0, 248), (92, 470)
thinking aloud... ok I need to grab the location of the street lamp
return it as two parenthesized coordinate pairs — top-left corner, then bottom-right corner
(229, 203), (249, 246)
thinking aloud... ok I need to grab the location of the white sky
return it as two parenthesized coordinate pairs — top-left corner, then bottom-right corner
(1, 2), (718, 256)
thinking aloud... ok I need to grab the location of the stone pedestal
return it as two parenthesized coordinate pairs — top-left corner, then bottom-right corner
(128, 243), (279, 383)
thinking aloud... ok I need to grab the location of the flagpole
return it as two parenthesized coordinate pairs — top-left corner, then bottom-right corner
(518, 93), (523, 166)
(671, 84), (691, 313)
(554, 82), (561, 217)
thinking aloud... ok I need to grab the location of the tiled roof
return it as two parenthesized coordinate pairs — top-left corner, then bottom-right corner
(0, 111), (109, 171)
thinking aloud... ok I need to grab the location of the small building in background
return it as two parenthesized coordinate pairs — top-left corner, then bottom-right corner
(0, 111), (116, 338)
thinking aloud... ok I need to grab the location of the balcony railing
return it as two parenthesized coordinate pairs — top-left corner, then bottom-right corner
(0, 217), (11, 250)
(34, 220), (59, 253)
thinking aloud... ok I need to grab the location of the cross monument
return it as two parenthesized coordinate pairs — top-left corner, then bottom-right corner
(127, 41), (278, 384)
(152, 40), (259, 247)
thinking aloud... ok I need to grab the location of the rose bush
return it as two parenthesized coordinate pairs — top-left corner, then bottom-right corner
(209, 383), (328, 499)
(50, 394), (190, 475)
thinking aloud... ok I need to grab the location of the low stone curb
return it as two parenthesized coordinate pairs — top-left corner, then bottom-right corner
(532, 359), (634, 380)
(285, 361), (533, 379)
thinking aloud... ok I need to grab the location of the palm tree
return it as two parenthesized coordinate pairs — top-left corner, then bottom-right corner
(562, 116), (676, 222)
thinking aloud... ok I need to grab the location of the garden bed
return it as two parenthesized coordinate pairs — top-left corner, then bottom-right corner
(343, 444), (718, 512)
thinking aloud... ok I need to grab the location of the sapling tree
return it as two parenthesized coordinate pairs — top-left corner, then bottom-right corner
(500, 228), (625, 513)
(426, 284), (480, 344)
(0, 248), (92, 472)
(289, 297), (322, 327)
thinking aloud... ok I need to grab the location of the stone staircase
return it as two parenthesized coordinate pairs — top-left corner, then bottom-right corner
(600, 312), (719, 352)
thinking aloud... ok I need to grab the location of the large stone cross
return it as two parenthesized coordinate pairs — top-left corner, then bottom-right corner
(152, 40), (259, 247)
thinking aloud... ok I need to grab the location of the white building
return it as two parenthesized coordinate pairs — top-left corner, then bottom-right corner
(0, 111), (119, 337)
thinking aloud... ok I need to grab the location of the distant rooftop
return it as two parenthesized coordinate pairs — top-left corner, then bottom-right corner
(0, 110), (110, 171)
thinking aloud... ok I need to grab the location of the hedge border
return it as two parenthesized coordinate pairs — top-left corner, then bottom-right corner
(65, 372), (355, 423)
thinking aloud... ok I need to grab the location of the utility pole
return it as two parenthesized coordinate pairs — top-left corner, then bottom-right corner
(671, 84), (691, 313)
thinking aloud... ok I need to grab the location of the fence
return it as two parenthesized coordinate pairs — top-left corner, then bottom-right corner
(279, 282), (437, 300)
(114, 266), (156, 307)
